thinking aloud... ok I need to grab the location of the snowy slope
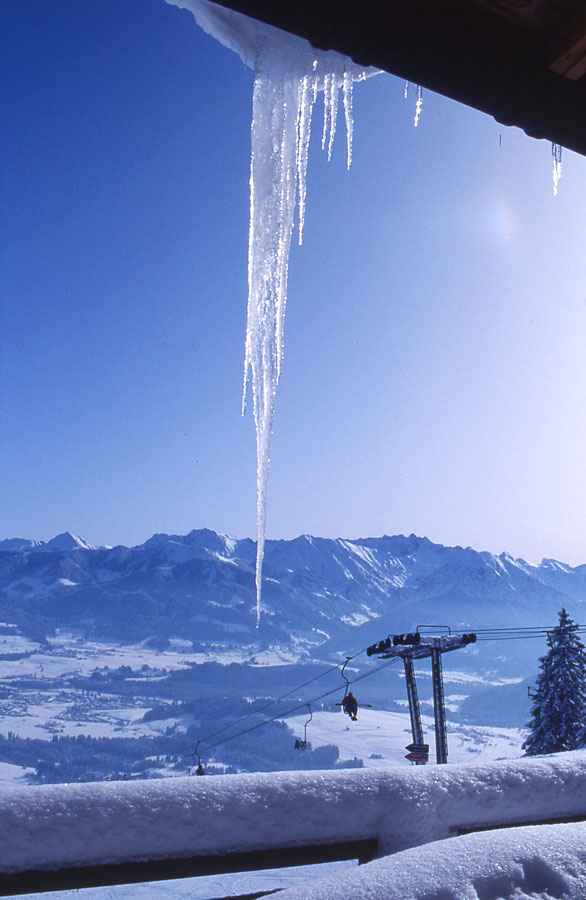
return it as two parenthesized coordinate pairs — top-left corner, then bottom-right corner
(284, 707), (524, 768)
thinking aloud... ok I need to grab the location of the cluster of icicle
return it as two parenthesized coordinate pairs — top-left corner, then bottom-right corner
(167, 0), (374, 625)
(168, 1), (562, 627)
(244, 43), (371, 625)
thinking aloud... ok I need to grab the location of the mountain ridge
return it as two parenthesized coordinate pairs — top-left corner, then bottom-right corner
(0, 529), (584, 662)
(2, 527), (585, 570)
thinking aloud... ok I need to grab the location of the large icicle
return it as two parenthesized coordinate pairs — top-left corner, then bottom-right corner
(243, 41), (303, 626)
(166, 0), (375, 624)
(244, 42), (371, 625)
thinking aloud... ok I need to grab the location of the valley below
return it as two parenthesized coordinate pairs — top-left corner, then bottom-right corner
(0, 626), (528, 784)
(1, 527), (582, 784)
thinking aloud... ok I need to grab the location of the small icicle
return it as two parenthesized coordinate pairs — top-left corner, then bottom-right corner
(297, 72), (317, 245)
(342, 70), (354, 169)
(552, 142), (562, 196)
(404, 81), (409, 100)
(414, 85), (423, 127)
(321, 72), (332, 150)
(327, 69), (340, 161)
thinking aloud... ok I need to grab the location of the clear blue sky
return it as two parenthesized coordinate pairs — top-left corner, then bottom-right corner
(2, 0), (586, 565)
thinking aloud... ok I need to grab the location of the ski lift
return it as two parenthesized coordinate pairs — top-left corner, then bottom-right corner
(335, 656), (372, 720)
(294, 704), (312, 750)
(335, 657), (358, 721)
(190, 740), (205, 776)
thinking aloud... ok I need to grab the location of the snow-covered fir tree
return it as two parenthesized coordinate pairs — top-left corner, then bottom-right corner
(523, 608), (586, 755)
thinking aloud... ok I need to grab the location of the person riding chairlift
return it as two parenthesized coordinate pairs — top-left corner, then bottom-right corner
(342, 691), (358, 721)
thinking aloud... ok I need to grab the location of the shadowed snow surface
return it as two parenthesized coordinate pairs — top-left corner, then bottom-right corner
(278, 823), (586, 900)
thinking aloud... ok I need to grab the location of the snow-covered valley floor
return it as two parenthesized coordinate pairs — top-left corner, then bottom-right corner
(0, 624), (529, 785)
(284, 707), (524, 767)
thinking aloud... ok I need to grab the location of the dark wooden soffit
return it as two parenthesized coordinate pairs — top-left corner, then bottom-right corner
(0, 839), (378, 896)
(207, 0), (586, 157)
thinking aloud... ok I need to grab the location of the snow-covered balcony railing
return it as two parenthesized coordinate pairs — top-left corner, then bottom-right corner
(1, 753), (586, 896)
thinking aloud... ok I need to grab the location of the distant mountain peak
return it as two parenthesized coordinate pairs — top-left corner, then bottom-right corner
(143, 528), (240, 557)
(35, 532), (93, 553)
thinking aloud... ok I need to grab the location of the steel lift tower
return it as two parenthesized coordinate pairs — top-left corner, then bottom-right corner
(367, 628), (477, 764)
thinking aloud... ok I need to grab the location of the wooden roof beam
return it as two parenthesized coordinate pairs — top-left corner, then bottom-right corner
(548, 7), (586, 79)
(207, 0), (586, 157)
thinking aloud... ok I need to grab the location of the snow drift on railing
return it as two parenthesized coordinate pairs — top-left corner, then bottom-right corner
(1, 752), (585, 875)
(278, 822), (586, 900)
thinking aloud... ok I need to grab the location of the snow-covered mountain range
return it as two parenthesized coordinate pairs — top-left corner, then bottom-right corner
(2, 528), (585, 782)
(1, 529), (584, 660)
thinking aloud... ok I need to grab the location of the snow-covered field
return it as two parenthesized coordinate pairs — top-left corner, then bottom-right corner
(0, 761), (35, 784)
(284, 707), (524, 767)
(0, 698), (523, 763)
(0, 632), (299, 681)
(0, 628), (310, 783)
(277, 823), (586, 900)
(0, 692), (197, 744)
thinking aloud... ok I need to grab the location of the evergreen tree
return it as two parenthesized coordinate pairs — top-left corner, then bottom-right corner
(523, 608), (586, 755)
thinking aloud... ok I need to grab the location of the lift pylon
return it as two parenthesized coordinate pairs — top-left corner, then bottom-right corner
(402, 655), (425, 756)
(430, 642), (448, 765)
(366, 627), (476, 765)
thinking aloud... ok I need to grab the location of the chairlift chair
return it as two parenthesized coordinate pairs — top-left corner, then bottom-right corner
(294, 704), (312, 750)
(335, 656), (372, 720)
(190, 740), (205, 775)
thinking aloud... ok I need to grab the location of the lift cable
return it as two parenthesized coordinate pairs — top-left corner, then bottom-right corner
(472, 625), (586, 642)
(198, 655), (401, 754)
(472, 625), (586, 634)
(183, 662), (342, 751)
(474, 632), (549, 639)
(179, 643), (373, 758)
(187, 655), (401, 758)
